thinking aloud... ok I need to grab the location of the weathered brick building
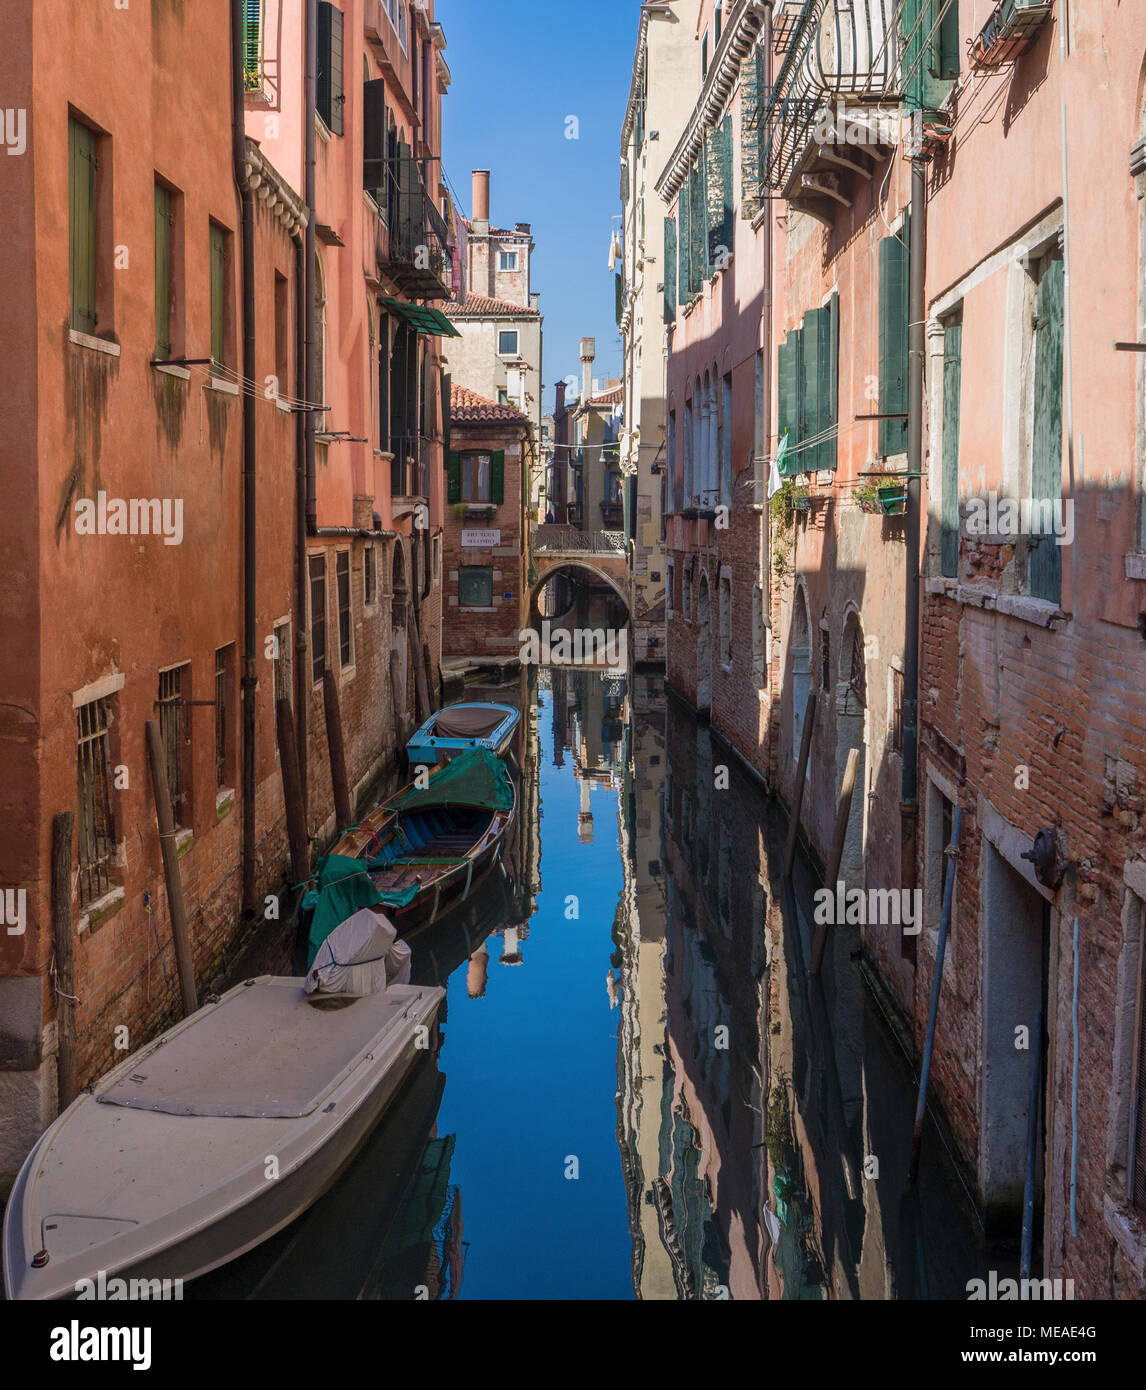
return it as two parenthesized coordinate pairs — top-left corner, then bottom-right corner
(0, 0), (456, 1176)
(443, 384), (530, 664)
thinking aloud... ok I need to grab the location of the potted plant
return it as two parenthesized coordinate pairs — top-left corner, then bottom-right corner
(854, 475), (904, 515)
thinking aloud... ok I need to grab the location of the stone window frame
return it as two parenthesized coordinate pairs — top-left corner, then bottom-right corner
(1131, 133), (1146, 563)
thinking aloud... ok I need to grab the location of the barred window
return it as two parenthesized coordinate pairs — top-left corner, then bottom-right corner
(76, 697), (116, 908)
(336, 551), (352, 668)
(309, 554), (327, 684)
(158, 664), (192, 829)
(215, 645), (235, 791)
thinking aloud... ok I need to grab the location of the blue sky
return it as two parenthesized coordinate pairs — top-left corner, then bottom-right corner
(441, 0), (640, 413)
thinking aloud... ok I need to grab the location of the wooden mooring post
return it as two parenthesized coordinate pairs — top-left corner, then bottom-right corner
(275, 696), (310, 889)
(322, 669), (353, 834)
(50, 811), (77, 1109)
(144, 719), (198, 1017)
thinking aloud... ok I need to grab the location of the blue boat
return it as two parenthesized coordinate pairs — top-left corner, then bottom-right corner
(405, 702), (520, 768)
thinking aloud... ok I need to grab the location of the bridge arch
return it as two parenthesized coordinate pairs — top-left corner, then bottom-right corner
(528, 560), (631, 625)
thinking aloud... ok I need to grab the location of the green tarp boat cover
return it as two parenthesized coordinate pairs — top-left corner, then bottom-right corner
(392, 747), (513, 814)
(306, 854), (420, 967)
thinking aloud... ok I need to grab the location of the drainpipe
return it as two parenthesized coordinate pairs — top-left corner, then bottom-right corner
(294, 233), (309, 809)
(901, 155), (926, 934)
(305, 0), (317, 534)
(232, 0), (258, 915)
(760, 3), (774, 735)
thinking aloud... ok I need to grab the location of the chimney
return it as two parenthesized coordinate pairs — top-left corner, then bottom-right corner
(472, 170), (490, 233)
(556, 380), (567, 414)
(580, 337), (596, 401)
(530, 292), (540, 312)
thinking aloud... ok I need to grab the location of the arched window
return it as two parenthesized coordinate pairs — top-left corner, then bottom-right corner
(391, 540), (408, 630)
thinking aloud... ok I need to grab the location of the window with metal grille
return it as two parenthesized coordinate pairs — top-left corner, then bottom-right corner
(309, 554), (327, 684)
(459, 567), (493, 608)
(215, 645), (235, 791)
(364, 545), (377, 607)
(820, 627), (831, 693)
(336, 551), (352, 667)
(158, 665), (191, 829)
(76, 697), (116, 908)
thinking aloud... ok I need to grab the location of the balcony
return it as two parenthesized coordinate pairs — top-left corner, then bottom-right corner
(370, 156), (456, 302)
(970, 0), (1054, 70)
(389, 433), (430, 499)
(364, 0), (409, 77)
(759, 0), (902, 223)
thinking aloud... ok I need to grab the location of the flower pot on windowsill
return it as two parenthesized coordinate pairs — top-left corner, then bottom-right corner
(877, 486), (907, 516)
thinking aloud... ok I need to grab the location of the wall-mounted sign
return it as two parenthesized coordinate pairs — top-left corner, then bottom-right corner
(461, 528), (501, 548)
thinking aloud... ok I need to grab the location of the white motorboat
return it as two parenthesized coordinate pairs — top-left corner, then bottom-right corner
(3, 917), (444, 1301)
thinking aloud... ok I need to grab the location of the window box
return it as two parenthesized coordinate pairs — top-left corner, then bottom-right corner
(970, 0), (1054, 70)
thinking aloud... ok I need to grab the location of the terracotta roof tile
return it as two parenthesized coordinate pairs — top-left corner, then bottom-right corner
(450, 383), (528, 425)
(447, 292), (540, 319)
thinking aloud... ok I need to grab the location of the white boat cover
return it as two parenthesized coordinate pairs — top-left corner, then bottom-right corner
(306, 909), (398, 997)
(97, 978), (417, 1119)
(387, 938), (412, 986)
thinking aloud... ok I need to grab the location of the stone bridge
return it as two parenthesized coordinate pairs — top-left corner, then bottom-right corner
(529, 526), (631, 620)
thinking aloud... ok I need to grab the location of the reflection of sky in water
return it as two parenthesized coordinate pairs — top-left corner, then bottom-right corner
(433, 690), (633, 1300)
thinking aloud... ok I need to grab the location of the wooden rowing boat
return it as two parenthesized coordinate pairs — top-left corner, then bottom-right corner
(306, 748), (517, 959)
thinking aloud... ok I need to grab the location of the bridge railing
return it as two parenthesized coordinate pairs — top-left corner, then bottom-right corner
(534, 526), (626, 556)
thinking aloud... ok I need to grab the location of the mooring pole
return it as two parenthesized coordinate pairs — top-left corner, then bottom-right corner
(275, 697), (310, 889)
(145, 719), (198, 1017)
(810, 746), (860, 977)
(909, 804), (962, 1184)
(322, 668), (353, 833)
(783, 690), (818, 877)
(51, 812), (77, 1109)
(1020, 1008), (1044, 1281)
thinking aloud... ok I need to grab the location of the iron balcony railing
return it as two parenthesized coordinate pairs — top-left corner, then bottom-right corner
(760, 0), (903, 195)
(372, 155), (455, 301)
(534, 526), (626, 555)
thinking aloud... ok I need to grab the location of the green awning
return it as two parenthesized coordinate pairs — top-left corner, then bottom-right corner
(377, 297), (461, 338)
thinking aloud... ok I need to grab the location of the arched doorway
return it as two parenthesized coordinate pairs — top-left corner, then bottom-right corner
(696, 573), (712, 714)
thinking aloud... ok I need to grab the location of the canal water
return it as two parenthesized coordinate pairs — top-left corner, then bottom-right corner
(197, 669), (989, 1300)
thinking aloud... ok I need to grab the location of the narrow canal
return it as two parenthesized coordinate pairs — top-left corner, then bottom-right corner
(197, 669), (990, 1300)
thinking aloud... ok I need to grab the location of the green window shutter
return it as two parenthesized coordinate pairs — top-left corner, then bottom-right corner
(154, 182), (172, 358)
(721, 116), (733, 254)
(490, 450), (506, 505)
(69, 118), (97, 334)
(242, 0), (261, 88)
(210, 223), (226, 369)
(900, 0), (924, 110)
(1030, 258), (1064, 603)
(678, 187), (691, 305)
(802, 308), (827, 471)
(941, 319), (962, 578)
(317, 3), (344, 135)
(447, 451), (461, 504)
(827, 290), (840, 471)
(620, 160), (629, 203)
(363, 78), (386, 191)
(664, 216), (677, 323)
(878, 227), (909, 456)
(932, 0), (961, 81)
(615, 271), (624, 328)
(777, 330), (803, 475)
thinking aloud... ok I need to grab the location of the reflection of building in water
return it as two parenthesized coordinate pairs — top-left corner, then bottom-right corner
(453, 667), (540, 984)
(549, 668), (628, 784)
(365, 1134), (465, 1301)
(614, 673), (678, 1298)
